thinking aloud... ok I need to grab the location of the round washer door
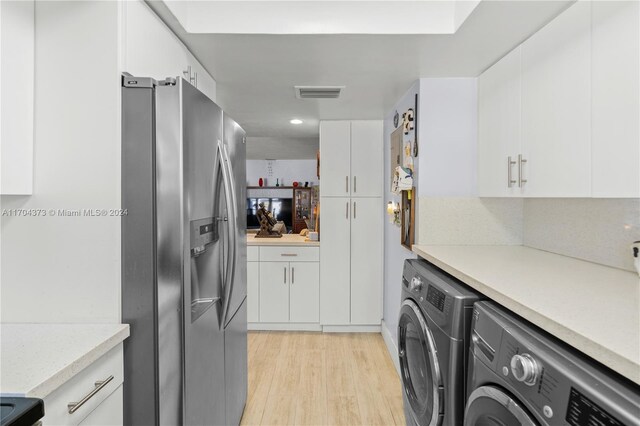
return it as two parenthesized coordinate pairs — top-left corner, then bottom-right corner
(398, 299), (443, 426)
(464, 386), (538, 426)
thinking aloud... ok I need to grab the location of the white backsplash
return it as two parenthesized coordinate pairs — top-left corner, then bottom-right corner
(418, 197), (524, 245)
(523, 199), (640, 272)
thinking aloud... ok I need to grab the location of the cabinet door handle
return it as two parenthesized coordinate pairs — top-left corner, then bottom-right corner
(281, 253), (298, 257)
(353, 201), (357, 219)
(68, 375), (114, 414)
(291, 267), (295, 284)
(346, 176), (349, 193)
(346, 202), (349, 219)
(518, 154), (528, 187)
(353, 176), (357, 193)
(284, 266), (287, 284)
(507, 156), (517, 188)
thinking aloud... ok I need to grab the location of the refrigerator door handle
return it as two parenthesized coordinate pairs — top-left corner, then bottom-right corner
(218, 140), (238, 327)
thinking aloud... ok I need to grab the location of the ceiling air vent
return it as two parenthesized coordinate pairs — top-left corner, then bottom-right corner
(295, 86), (344, 99)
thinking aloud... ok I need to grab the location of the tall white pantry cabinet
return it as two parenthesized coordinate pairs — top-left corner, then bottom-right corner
(319, 121), (384, 327)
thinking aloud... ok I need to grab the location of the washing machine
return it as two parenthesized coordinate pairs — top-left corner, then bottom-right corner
(399, 259), (484, 426)
(465, 301), (640, 425)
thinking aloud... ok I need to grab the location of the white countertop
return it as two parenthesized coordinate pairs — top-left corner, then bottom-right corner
(247, 233), (319, 246)
(412, 244), (640, 385)
(1, 323), (130, 398)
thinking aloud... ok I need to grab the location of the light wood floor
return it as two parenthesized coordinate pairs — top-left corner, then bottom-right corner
(241, 331), (405, 426)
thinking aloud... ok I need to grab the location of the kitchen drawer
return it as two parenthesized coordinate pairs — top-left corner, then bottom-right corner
(259, 246), (319, 262)
(247, 246), (259, 262)
(42, 344), (124, 426)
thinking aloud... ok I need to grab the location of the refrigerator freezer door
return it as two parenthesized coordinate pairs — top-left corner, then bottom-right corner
(167, 79), (226, 426)
(222, 115), (247, 326)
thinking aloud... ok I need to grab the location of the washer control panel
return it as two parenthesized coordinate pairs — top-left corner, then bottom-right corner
(510, 353), (539, 386)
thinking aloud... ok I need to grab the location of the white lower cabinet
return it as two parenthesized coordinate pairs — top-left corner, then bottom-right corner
(42, 344), (124, 426)
(289, 262), (320, 323)
(259, 261), (290, 323)
(78, 385), (123, 426)
(251, 246), (320, 327)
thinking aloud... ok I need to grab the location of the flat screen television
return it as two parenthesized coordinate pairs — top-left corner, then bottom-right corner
(246, 197), (292, 230)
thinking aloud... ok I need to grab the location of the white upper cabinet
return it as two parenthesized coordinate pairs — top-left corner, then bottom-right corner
(122, 1), (216, 101)
(320, 120), (383, 197)
(1, 0), (34, 195)
(521, 1), (591, 197)
(320, 121), (351, 197)
(350, 121), (383, 197)
(591, 1), (640, 198)
(478, 46), (523, 197)
(479, 1), (637, 198)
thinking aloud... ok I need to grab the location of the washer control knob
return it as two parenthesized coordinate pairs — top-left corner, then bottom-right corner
(410, 277), (423, 292)
(510, 354), (539, 386)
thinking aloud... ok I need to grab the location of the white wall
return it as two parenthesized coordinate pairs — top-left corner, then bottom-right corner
(246, 159), (318, 187)
(383, 78), (484, 347)
(523, 198), (640, 272)
(418, 78), (478, 198)
(1, 1), (122, 323)
(382, 81), (419, 346)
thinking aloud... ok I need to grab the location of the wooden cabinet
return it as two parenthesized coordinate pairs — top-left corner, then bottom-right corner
(293, 187), (312, 233)
(251, 246), (320, 326)
(591, 1), (640, 197)
(521, 1), (591, 197)
(478, 1), (638, 198)
(320, 120), (383, 197)
(478, 47), (523, 197)
(319, 197), (383, 326)
(0, 0), (34, 194)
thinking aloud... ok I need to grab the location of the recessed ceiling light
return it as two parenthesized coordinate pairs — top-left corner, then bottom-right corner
(290, 119), (303, 125)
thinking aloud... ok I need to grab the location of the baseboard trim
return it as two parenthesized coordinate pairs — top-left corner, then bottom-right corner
(248, 323), (322, 331)
(321, 325), (381, 333)
(381, 320), (400, 376)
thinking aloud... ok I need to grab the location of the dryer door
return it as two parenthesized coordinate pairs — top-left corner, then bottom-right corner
(398, 299), (443, 426)
(464, 386), (538, 426)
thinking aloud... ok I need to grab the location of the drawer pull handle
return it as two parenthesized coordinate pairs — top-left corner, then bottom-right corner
(67, 375), (114, 414)
(281, 253), (298, 257)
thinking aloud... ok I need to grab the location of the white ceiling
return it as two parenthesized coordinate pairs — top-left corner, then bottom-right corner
(164, 0), (481, 34)
(148, 0), (573, 159)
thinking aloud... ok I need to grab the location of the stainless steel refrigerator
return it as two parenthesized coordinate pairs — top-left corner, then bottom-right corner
(121, 74), (247, 426)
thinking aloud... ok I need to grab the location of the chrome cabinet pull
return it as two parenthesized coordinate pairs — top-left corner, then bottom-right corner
(353, 176), (357, 193)
(346, 202), (349, 219)
(68, 375), (114, 414)
(518, 154), (527, 187)
(507, 156), (516, 188)
(353, 201), (357, 219)
(284, 267), (287, 284)
(280, 253), (298, 257)
(291, 267), (295, 284)
(346, 176), (349, 193)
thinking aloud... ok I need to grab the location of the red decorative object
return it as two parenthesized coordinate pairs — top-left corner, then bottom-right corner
(258, 178), (264, 187)
(292, 181), (299, 187)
